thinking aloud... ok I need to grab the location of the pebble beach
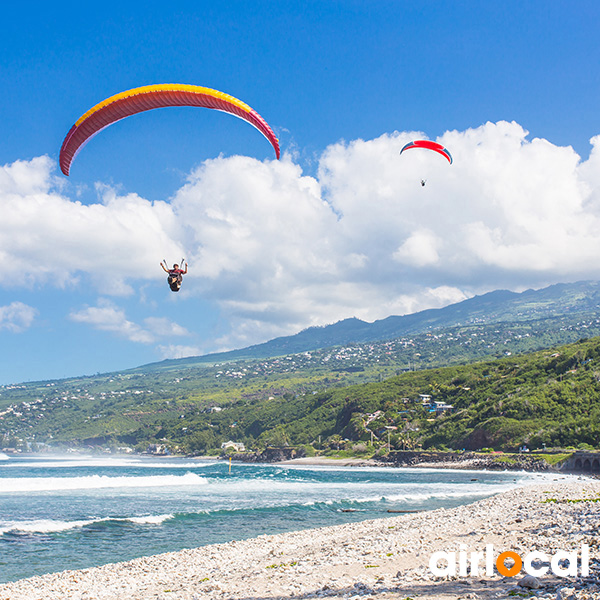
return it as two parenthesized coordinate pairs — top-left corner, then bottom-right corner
(1, 478), (598, 600)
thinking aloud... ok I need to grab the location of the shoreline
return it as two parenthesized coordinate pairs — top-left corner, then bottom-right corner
(270, 455), (554, 469)
(1, 479), (598, 600)
(221, 452), (582, 473)
(8, 451), (594, 475)
(273, 456), (379, 467)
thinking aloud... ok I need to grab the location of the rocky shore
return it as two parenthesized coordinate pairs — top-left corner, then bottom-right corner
(1, 479), (598, 600)
(378, 450), (557, 471)
(228, 448), (566, 472)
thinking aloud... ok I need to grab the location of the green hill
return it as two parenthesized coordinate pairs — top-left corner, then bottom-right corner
(2, 280), (600, 454)
(155, 336), (600, 454)
(2, 335), (600, 454)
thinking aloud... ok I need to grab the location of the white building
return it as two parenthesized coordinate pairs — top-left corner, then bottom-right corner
(221, 441), (245, 452)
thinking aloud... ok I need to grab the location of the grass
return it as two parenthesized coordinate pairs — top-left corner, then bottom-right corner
(476, 452), (572, 466)
(266, 562), (298, 569)
(529, 452), (572, 465)
(542, 496), (600, 504)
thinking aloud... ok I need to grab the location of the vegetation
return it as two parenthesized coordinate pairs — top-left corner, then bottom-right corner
(2, 333), (600, 455)
(4, 281), (600, 454)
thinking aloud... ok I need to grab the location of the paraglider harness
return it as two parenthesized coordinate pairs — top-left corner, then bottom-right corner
(162, 259), (186, 292)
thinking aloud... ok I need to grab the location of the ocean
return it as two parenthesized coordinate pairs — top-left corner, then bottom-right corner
(0, 453), (563, 583)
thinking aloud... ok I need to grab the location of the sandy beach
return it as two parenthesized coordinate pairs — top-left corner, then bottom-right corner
(1, 478), (598, 600)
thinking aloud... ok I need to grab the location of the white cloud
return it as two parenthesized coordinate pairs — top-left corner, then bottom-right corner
(69, 300), (190, 346)
(143, 317), (190, 337)
(394, 229), (441, 267)
(173, 156), (337, 281)
(4, 120), (600, 352)
(0, 302), (37, 333)
(0, 157), (183, 292)
(156, 344), (203, 359)
(169, 121), (600, 348)
(69, 299), (155, 343)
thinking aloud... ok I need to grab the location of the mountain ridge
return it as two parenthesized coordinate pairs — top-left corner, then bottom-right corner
(132, 280), (600, 373)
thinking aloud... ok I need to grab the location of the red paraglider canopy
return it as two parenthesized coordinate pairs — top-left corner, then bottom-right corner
(400, 140), (452, 164)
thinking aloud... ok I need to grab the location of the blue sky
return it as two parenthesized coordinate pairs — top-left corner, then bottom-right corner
(1, 1), (600, 384)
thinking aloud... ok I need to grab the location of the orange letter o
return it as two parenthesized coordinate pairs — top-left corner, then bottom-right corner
(496, 551), (522, 577)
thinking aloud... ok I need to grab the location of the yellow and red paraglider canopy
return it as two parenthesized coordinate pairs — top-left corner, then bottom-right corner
(60, 84), (280, 176)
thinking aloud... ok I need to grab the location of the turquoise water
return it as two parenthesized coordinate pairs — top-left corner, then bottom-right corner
(0, 454), (556, 583)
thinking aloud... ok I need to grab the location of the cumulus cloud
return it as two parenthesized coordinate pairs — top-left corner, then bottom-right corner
(4, 120), (600, 351)
(0, 302), (37, 333)
(156, 344), (203, 359)
(394, 229), (441, 267)
(169, 122), (600, 347)
(0, 157), (183, 292)
(143, 317), (190, 338)
(69, 299), (188, 345)
(69, 300), (155, 343)
(317, 122), (600, 284)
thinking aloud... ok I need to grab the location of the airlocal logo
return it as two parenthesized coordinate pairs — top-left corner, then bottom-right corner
(429, 544), (590, 578)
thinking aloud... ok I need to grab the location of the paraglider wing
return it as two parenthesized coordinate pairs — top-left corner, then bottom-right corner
(59, 84), (280, 175)
(400, 140), (452, 164)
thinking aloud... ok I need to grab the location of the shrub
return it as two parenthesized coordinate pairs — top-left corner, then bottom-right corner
(352, 443), (369, 454)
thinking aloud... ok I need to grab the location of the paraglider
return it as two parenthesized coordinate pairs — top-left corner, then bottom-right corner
(400, 140), (453, 164)
(59, 84), (280, 175)
(400, 140), (452, 187)
(161, 260), (187, 292)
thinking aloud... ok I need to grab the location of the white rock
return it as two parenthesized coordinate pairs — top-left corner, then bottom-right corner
(518, 574), (542, 589)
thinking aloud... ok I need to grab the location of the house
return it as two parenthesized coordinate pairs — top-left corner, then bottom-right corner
(146, 444), (170, 455)
(221, 441), (245, 452)
(433, 400), (454, 414)
(365, 410), (385, 425)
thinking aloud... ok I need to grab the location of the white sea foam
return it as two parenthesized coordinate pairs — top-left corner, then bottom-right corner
(1, 458), (210, 469)
(0, 513), (175, 535)
(200, 476), (503, 495)
(0, 472), (208, 493)
(125, 514), (174, 525)
(0, 518), (103, 535)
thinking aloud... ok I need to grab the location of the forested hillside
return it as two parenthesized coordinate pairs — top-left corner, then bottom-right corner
(186, 336), (600, 454)
(2, 334), (600, 454)
(3, 281), (600, 454)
